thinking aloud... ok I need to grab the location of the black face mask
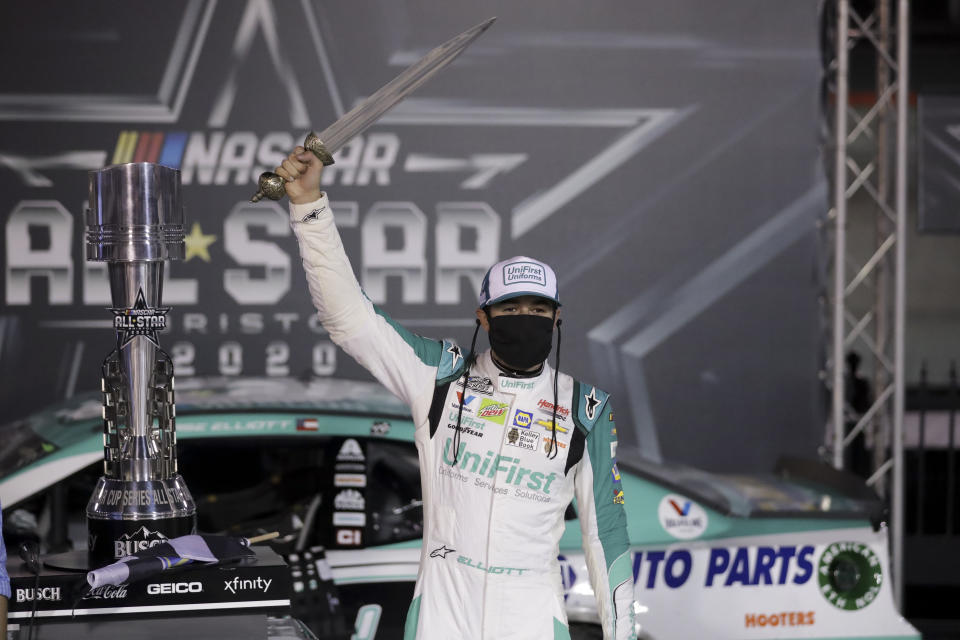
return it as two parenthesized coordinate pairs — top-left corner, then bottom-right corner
(487, 314), (555, 370)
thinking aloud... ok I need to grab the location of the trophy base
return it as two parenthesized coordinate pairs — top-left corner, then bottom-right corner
(88, 513), (197, 567)
(86, 474), (197, 566)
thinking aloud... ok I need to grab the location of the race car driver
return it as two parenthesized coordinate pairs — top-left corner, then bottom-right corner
(279, 146), (636, 640)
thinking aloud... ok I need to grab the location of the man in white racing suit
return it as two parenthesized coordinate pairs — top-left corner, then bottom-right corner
(278, 146), (636, 640)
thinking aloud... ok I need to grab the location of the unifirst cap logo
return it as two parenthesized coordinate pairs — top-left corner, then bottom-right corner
(503, 261), (547, 286)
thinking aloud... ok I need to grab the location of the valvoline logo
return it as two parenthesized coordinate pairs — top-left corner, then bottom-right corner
(456, 392), (476, 406)
(669, 498), (690, 516)
(658, 494), (708, 540)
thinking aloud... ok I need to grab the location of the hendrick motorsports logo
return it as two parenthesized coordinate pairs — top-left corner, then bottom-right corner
(818, 541), (882, 610)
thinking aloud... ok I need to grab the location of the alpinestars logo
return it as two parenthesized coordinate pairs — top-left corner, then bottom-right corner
(584, 388), (601, 421)
(430, 545), (456, 559)
(115, 526), (168, 558)
(301, 206), (326, 223)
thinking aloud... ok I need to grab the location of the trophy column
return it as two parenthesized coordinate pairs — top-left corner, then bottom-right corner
(84, 163), (197, 565)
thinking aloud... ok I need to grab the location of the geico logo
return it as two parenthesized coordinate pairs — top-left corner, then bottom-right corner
(147, 582), (203, 595)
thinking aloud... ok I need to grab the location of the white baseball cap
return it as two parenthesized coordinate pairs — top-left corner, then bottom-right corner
(478, 256), (561, 308)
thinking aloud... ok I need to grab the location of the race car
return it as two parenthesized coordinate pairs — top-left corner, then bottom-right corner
(0, 377), (921, 639)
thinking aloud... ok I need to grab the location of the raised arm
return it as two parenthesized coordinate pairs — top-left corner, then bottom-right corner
(279, 147), (461, 422)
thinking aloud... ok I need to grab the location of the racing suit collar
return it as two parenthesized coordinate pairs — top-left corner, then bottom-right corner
(477, 349), (552, 384)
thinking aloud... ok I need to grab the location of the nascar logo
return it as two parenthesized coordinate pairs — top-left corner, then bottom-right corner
(112, 131), (189, 166)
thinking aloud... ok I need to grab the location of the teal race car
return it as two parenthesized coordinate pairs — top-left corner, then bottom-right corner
(0, 377), (921, 639)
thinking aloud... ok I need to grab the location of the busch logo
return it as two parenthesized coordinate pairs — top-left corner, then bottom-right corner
(114, 525), (168, 558)
(16, 587), (61, 603)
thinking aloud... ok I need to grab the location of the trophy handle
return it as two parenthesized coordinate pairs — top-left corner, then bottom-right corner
(250, 131), (335, 202)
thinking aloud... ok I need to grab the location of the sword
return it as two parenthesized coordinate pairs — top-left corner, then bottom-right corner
(251, 17), (496, 202)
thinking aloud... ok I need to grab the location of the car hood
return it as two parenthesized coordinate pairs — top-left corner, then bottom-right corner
(0, 377), (411, 507)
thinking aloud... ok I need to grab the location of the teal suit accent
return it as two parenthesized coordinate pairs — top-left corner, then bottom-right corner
(403, 595), (422, 640)
(573, 381), (610, 432)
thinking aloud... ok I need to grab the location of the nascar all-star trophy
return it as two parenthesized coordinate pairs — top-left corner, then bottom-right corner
(84, 163), (196, 565)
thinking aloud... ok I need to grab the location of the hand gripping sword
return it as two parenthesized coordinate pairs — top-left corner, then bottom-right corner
(250, 17), (496, 202)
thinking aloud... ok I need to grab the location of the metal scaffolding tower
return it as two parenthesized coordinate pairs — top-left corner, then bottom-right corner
(822, 0), (909, 607)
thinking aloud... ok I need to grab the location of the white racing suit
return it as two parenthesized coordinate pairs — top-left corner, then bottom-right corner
(290, 194), (635, 640)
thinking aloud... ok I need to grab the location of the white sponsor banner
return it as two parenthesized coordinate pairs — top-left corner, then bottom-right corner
(561, 526), (919, 639)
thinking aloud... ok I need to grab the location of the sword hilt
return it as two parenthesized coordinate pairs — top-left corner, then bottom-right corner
(250, 132), (335, 202)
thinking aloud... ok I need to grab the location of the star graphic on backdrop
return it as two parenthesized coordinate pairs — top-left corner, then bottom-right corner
(184, 222), (216, 262)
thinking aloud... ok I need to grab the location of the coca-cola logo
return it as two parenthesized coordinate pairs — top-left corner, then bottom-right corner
(83, 584), (129, 600)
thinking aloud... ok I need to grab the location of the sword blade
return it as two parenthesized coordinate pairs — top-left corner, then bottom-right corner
(315, 17), (495, 153)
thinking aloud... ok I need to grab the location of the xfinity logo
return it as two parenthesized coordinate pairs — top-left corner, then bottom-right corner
(224, 576), (273, 594)
(147, 582), (203, 595)
(16, 587), (61, 603)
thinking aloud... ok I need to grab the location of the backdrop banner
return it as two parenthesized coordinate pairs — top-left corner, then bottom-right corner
(918, 94), (960, 234)
(0, 0), (824, 472)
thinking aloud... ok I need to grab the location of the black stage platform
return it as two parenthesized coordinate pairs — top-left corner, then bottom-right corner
(5, 547), (311, 639)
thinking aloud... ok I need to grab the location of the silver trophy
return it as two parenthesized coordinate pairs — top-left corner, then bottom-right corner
(84, 163), (196, 564)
